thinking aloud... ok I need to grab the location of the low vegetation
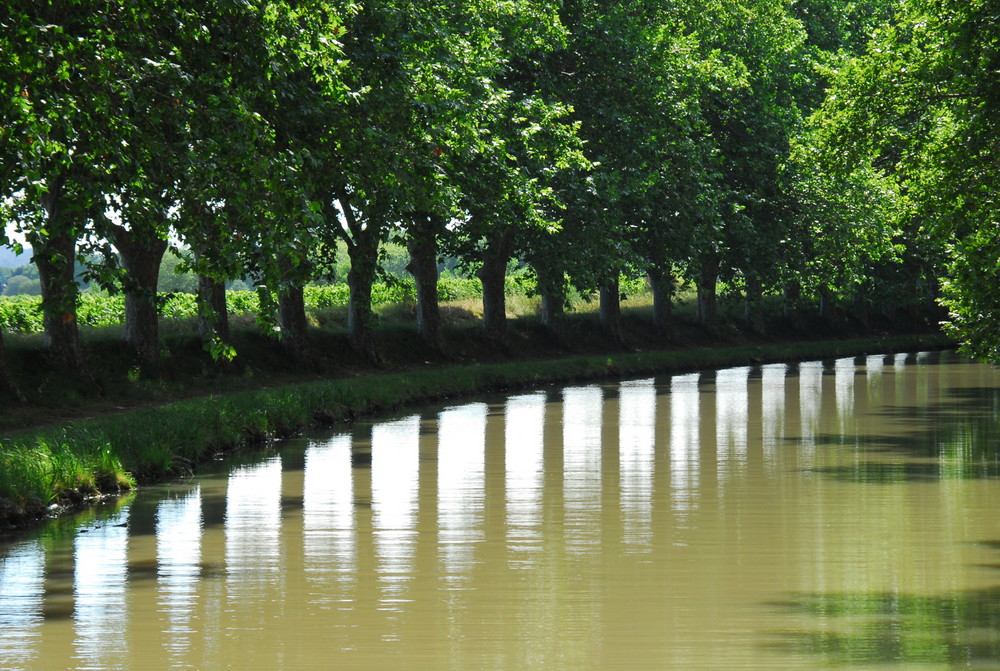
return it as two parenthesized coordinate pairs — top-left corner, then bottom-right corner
(0, 275), (640, 334)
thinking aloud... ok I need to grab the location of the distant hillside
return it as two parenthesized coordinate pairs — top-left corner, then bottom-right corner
(0, 245), (31, 268)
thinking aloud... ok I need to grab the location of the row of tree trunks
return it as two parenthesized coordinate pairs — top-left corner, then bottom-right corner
(19, 205), (848, 379)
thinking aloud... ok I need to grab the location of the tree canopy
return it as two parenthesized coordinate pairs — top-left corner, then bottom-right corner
(0, 0), (994, 365)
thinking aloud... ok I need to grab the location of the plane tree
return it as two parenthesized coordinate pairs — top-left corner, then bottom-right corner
(445, 91), (585, 345)
(609, 17), (715, 335)
(802, 0), (996, 352)
(79, 2), (321, 366)
(249, 0), (465, 362)
(218, 2), (350, 362)
(663, 0), (812, 330)
(397, 0), (574, 351)
(540, 0), (722, 341)
(168, 3), (295, 356)
(0, 2), (128, 371)
(780, 0), (903, 322)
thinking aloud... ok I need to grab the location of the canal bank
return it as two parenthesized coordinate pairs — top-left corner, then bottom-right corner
(0, 331), (952, 528)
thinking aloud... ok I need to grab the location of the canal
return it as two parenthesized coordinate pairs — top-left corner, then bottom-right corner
(3, 350), (1000, 670)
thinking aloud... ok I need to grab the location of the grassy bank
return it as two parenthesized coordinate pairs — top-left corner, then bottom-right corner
(0, 325), (951, 528)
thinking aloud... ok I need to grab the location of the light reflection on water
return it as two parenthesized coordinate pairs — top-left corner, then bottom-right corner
(669, 372), (700, 517)
(761, 363), (787, 463)
(4, 350), (1000, 670)
(302, 434), (354, 591)
(505, 392), (546, 562)
(0, 540), (44, 670)
(438, 404), (487, 585)
(716, 366), (750, 483)
(798, 360), (824, 456)
(73, 507), (130, 670)
(156, 488), (202, 664)
(618, 378), (656, 551)
(371, 414), (420, 609)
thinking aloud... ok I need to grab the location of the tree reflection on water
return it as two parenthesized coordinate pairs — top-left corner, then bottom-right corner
(805, 384), (1000, 484)
(767, 583), (1000, 667)
(769, 377), (1000, 667)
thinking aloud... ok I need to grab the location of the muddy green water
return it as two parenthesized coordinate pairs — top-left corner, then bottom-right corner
(4, 351), (1000, 670)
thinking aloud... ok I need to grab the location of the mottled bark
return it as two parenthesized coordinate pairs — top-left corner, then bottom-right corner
(534, 263), (565, 329)
(196, 274), (230, 342)
(599, 276), (625, 346)
(277, 281), (310, 362)
(406, 213), (444, 353)
(112, 226), (168, 366)
(190, 216), (231, 346)
(477, 228), (515, 344)
(538, 294), (562, 329)
(648, 267), (673, 335)
(34, 230), (85, 370)
(337, 190), (380, 363)
(347, 238), (379, 362)
(34, 175), (85, 371)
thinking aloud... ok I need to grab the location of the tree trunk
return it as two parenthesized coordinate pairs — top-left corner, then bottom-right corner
(477, 228), (515, 344)
(783, 281), (801, 324)
(0, 327), (25, 403)
(197, 274), (230, 342)
(406, 214), (445, 353)
(599, 276), (625, 346)
(33, 230), (85, 371)
(191, 233), (231, 346)
(347, 236), (380, 362)
(648, 267), (673, 336)
(819, 286), (836, 322)
(534, 263), (565, 329)
(112, 227), (168, 366)
(695, 255), (719, 328)
(277, 281), (310, 362)
(744, 273), (765, 334)
(540, 293), (564, 329)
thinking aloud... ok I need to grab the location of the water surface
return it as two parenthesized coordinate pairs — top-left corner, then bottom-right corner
(4, 350), (1000, 670)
